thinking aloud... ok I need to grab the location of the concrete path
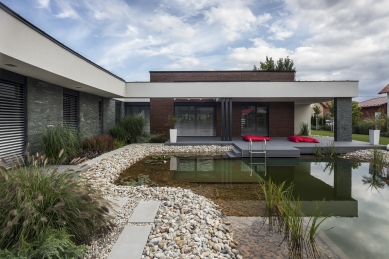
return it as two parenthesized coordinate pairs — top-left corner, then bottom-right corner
(128, 201), (161, 223)
(107, 200), (161, 259)
(107, 197), (129, 217)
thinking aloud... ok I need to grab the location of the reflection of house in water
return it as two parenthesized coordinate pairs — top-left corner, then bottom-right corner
(257, 159), (357, 217)
(171, 157), (358, 217)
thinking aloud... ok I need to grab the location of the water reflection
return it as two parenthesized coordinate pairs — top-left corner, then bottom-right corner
(169, 157), (389, 258)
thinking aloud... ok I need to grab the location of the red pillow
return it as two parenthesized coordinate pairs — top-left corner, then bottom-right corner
(302, 137), (319, 143)
(243, 135), (270, 142)
(287, 136), (300, 142)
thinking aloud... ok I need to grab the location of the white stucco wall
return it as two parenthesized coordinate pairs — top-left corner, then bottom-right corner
(125, 81), (358, 99)
(294, 103), (312, 135)
(0, 8), (125, 97)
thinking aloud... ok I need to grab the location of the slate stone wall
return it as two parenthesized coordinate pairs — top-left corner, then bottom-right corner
(26, 77), (63, 153)
(334, 97), (352, 141)
(103, 98), (116, 133)
(79, 92), (99, 136)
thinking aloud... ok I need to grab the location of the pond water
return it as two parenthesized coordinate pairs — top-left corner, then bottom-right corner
(118, 155), (389, 259)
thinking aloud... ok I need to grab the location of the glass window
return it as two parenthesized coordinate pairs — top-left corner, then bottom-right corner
(241, 104), (268, 136)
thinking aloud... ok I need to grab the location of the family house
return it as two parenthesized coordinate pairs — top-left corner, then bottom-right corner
(0, 2), (358, 160)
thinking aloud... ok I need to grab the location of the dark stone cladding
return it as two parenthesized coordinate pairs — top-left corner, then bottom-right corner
(150, 71), (295, 82)
(79, 92), (99, 136)
(269, 102), (294, 137)
(334, 97), (352, 141)
(26, 77), (63, 153)
(103, 98), (116, 134)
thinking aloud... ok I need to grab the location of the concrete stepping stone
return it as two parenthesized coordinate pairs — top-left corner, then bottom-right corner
(128, 201), (161, 223)
(107, 197), (129, 217)
(107, 225), (152, 259)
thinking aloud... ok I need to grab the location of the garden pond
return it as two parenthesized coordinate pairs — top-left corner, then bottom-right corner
(116, 155), (389, 259)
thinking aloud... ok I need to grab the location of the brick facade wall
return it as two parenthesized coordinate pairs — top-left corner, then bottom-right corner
(150, 98), (174, 134)
(269, 102), (294, 137)
(361, 105), (387, 120)
(150, 71), (295, 82)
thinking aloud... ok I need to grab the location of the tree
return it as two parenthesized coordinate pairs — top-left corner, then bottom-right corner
(313, 104), (322, 130)
(352, 101), (362, 129)
(253, 56), (295, 71)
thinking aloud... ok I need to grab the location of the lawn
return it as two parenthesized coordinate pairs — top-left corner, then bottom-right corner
(311, 130), (389, 145)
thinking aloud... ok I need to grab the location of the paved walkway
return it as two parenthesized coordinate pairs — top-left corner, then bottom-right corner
(107, 201), (161, 259)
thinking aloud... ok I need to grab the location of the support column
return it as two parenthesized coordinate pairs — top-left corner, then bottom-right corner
(334, 162), (352, 199)
(334, 97), (352, 141)
(220, 98), (232, 141)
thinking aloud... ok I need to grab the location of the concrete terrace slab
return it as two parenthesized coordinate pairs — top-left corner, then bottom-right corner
(107, 225), (152, 259)
(107, 197), (129, 217)
(128, 201), (161, 223)
(165, 136), (379, 158)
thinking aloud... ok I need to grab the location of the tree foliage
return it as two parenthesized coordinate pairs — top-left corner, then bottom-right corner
(253, 56), (295, 71)
(352, 101), (362, 128)
(313, 104), (322, 117)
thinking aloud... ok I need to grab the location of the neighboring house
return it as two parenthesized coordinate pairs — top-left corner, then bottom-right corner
(0, 2), (358, 160)
(358, 97), (387, 119)
(311, 102), (331, 118)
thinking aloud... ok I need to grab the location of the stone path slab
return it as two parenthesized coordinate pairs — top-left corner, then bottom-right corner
(107, 197), (129, 217)
(128, 201), (161, 223)
(107, 225), (152, 259)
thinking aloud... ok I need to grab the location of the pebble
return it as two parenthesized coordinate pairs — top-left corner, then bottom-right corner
(79, 144), (239, 259)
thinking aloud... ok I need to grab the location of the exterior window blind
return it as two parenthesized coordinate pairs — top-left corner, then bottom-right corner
(0, 81), (25, 160)
(63, 93), (78, 129)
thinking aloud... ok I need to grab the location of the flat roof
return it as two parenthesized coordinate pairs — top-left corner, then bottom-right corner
(0, 2), (125, 82)
(149, 70), (295, 73)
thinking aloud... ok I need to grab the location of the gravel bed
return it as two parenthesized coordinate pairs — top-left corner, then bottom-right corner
(341, 148), (389, 165)
(80, 144), (240, 259)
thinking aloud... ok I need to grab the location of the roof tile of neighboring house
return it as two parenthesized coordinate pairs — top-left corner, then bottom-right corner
(378, 84), (389, 94)
(358, 97), (387, 107)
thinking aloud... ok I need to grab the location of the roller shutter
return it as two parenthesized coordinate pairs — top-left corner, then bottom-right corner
(0, 80), (25, 161)
(63, 90), (79, 129)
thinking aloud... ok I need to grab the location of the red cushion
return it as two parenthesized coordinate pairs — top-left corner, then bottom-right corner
(302, 137), (319, 143)
(243, 135), (270, 142)
(288, 136), (319, 143)
(287, 136), (300, 142)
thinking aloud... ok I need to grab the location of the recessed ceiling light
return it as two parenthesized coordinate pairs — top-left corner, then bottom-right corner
(5, 64), (17, 67)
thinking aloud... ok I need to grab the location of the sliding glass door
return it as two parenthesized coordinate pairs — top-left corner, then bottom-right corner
(175, 104), (216, 136)
(241, 104), (268, 136)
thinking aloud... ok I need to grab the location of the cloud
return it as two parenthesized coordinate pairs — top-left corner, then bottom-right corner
(36, 0), (50, 10)
(53, 0), (80, 20)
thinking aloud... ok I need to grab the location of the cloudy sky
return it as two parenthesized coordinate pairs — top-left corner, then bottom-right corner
(2, 0), (389, 101)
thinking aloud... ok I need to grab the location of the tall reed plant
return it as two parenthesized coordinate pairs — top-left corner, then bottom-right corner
(109, 116), (146, 143)
(298, 122), (310, 136)
(0, 153), (116, 253)
(82, 134), (115, 153)
(41, 124), (82, 164)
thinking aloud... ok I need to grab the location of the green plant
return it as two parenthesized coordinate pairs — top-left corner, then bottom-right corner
(314, 145), (322, 157)
(150, 134), (170, 143)
(0, 227), (87, 259)
(109, 116), (146, 143)
(114, 140), (126, 149)
(0, 154), (115, 253)
(41, 124), (82, 164)
(298, 122), (310, 136)
(166, 115), (181, 129)
(327, 141), (336, 158)
(82, 134), (115, 153)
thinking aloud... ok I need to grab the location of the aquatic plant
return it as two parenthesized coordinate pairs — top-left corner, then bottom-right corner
(327, 142), (336, 158)
(314, 145), (322, 157)
(259, 179), (332, 258)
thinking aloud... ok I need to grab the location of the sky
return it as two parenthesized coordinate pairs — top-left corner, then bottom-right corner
(2, 0), (389, 101)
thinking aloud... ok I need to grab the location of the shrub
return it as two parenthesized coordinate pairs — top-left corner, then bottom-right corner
(82, 134), (115, 153)
(0, 156), (116, 253)
(150, 134), (170, 143)
(41, 124), (82, 164)
(109, 116), (146, 143)
(0, 227), (87, 259)
(353, 120), (372, 135)
(114, 140), (126, 149)
(298, 122), (310, 136)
